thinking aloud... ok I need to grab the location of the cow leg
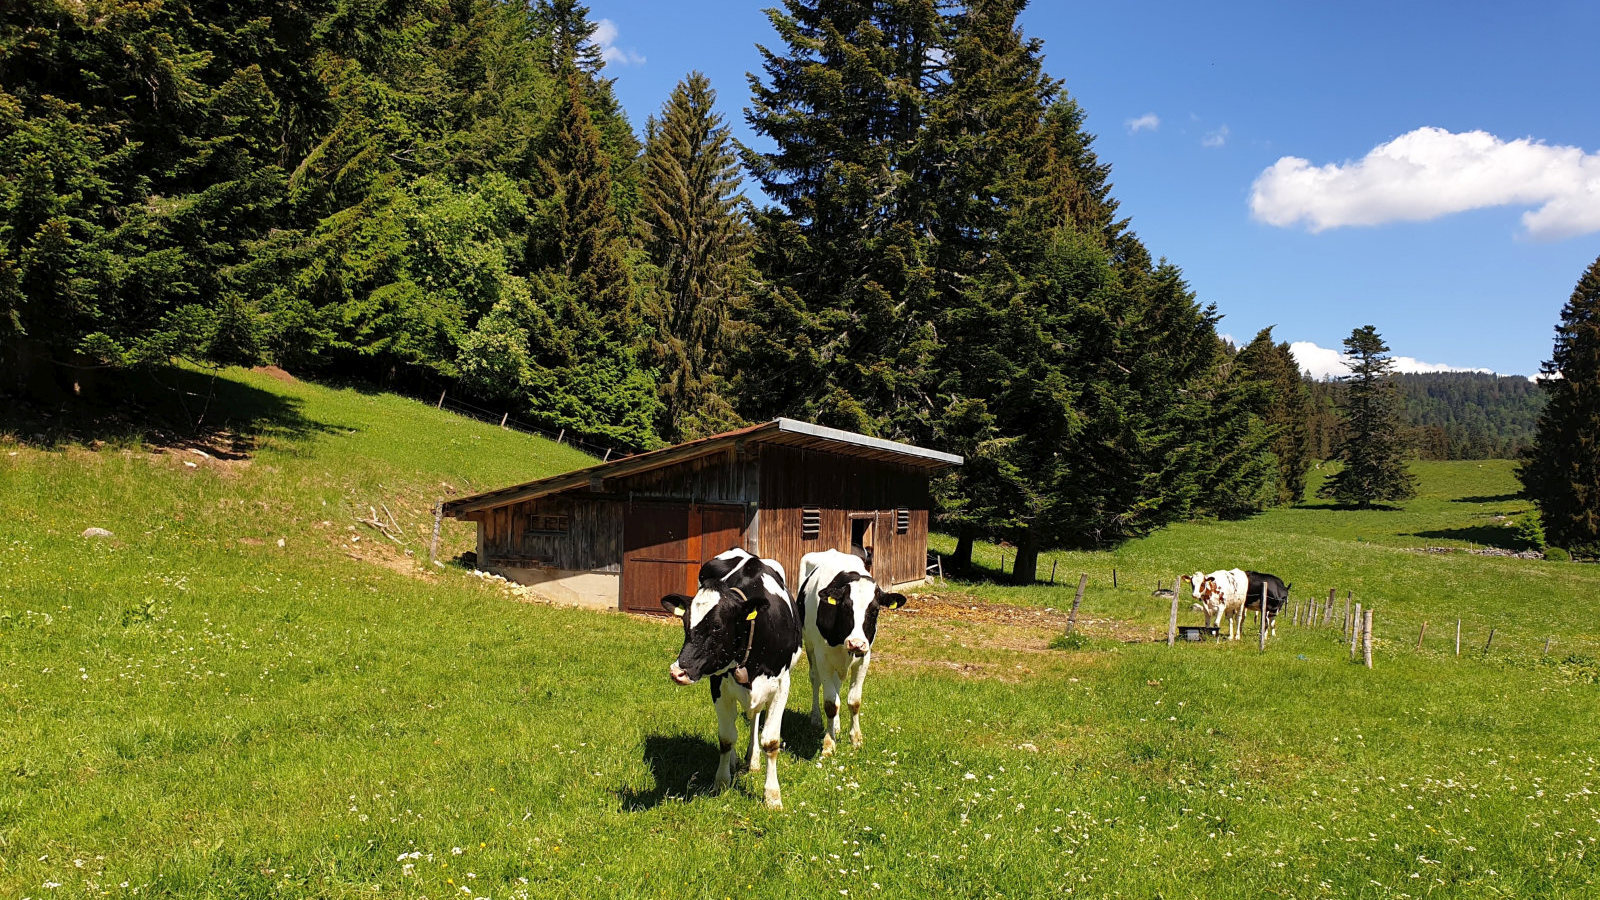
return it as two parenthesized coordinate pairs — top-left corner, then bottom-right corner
(820, 669), (843, 757)
(846, 654), (871, 748)
(807, 643), (823, 727)
(748, 709), (763, 774)
(759, 674), (790, 810)
(713, 685), (739, 792)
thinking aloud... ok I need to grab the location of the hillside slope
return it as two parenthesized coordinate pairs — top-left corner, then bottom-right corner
(2, 369), (1597, 899)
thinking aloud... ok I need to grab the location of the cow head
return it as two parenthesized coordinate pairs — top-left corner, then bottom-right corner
(1188, 573), (1224, 616)
(662, 551), (772, 685)
(814, 570), (906, 657)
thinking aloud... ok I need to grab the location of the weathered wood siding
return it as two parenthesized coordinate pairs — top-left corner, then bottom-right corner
(758, 445), (932, 589)
(465, 496), (624, 572)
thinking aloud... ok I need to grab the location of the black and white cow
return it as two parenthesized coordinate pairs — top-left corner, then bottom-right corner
(797, 549), (907, 756)
(662, 548), (802, 809)
(1242, 570), (1290, 635)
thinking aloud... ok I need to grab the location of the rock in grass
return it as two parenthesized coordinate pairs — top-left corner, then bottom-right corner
(81, 527), (114, 539)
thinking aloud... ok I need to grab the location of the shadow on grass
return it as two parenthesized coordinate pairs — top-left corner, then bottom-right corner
(619, 712), (827, 811)
(1409, 525), (1521, 551)
(1453, 493), (1523, 504)
(1, 364), (344, 455)
(1295, 500), (1404, 512)
(618, 732), (720, 811)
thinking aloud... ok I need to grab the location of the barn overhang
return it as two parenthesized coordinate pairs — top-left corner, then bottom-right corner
(441, 418), (961, 517)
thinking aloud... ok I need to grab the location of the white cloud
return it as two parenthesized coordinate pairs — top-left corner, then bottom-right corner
(1288, 340), (1495, 380)
(1202, 125), (1229, 148)
(1126, 113), (1160, 134)
(1251, 127), (1600, 240)
(593, 19), (645, 67)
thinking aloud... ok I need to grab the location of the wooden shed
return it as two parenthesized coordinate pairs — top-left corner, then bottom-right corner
(440, 418), (962, 614)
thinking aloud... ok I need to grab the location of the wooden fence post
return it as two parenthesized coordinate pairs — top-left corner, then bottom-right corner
(1324, 589), (1337, 626)
(1544, 637), (1552, 656)
(428, 503), (443, 565)
(999, 551), (1008, 575)
(437, 390), (446, 409)
(1112, 568), (1118, 588)
(1363, 609), (1374, 669)
(1350, 602), (1362, 660)
(1415, 621), (1427, 651)
(1455, 619), (1461, 656)
(1483, 627), (1496, 656)
(1068, 574), (1087, 635)
(499, 412), (509, 428)
(1343, 592), (1352, 636)
(936, 555), (944, 584)
(1050, 560), (1058, 585)
(556, 428), (565, 444)
(1167, 577), (1181, 647)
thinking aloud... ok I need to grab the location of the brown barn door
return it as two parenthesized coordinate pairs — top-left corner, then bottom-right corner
(622, 504), (746, 615)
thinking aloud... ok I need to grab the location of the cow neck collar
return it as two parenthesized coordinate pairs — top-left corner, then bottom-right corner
(719, 586), (760, 686)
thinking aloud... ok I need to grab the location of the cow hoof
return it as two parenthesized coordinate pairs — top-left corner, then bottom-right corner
(765, 790), (783, 810)
(850, 731), (863, 748)
(821, 737), (836, 757)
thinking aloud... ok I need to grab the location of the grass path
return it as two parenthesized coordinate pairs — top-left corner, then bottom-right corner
(2, 368), (1597, 898)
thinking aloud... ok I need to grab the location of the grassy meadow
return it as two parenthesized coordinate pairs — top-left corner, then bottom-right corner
(2, 368), (1597, 898)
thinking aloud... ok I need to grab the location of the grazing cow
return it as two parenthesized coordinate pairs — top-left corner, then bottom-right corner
(662, 548), (802, 809)
(797, 549), (907, 756)
(1184, 568), (1249, 639)
(1242, 571), (1290, 636)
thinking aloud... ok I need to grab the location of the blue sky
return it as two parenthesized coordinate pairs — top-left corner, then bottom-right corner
(589, 1), (1600, 377)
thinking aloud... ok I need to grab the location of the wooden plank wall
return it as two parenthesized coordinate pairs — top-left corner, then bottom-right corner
(758, 445), (933, 589)
(467, 496), (624, 572)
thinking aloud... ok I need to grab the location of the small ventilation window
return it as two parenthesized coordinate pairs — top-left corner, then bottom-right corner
(525, 514), (569, 535)
(896, 509), (910, 534)
(802, 508), (822, 539)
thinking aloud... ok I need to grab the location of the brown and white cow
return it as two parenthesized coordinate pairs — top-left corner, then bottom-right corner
(797, 549), (907, 756)
(662, 548), (802, 809)
(1184, 568), (1249, 639)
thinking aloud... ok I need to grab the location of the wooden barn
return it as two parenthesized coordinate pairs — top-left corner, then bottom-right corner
(440, 418), (962, 614)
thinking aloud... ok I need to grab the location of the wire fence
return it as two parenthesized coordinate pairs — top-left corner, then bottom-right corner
(425, 388), (642, 462)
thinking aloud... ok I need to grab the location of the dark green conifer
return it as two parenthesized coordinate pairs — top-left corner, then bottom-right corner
(640, 73), (749, 441)
(1319, 325), (1418, 507)
(1519, 255), (1600, 557)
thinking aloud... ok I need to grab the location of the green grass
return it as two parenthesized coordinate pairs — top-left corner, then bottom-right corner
(3, 368), (1598, 898)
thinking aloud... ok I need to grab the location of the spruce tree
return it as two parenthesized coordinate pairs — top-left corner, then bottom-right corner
(1519, 255), (1600, 557)
(741, 0), (943, 434)
(1319, 325), (1418, 507)
(1235, 327), (1315, 503)
(640, 73), (749, 441)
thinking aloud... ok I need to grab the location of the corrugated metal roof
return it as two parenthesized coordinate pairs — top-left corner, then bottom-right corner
(441, 417), (962, 516)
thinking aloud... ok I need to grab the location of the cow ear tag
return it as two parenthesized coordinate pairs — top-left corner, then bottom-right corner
(745, 609), (759, 621)
(826, 597), (837, 605)
(673, 605), (685, 617)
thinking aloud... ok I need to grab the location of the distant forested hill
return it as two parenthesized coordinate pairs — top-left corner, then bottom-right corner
(1308, 373), (1543, 461)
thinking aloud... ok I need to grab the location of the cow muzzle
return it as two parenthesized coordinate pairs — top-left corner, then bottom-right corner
(845, 638), (870, 657)
(668, 663), (694, 686)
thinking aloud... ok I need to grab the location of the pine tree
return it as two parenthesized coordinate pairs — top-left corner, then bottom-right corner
(1519, 255), (1600, 557)
(532, 0), (606, 76)
(639, 73), (749, 441)
(1319, 325), (1418, 507)
(741, 0), (944, 434)
(1235, 327), (1314, 502)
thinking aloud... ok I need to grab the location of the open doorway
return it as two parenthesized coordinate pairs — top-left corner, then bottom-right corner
(850, 514), (875, 572)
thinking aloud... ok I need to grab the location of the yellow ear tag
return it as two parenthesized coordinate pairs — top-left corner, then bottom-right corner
(826, 597), (837, 605)
(673, 606), (685, 616)
(745, 609), (759, 621)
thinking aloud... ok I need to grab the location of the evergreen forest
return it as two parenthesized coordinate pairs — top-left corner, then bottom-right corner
(0, 0), (1537, 567)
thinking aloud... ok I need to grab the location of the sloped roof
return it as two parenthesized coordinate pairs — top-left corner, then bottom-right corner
(441, 417), (962, 516)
